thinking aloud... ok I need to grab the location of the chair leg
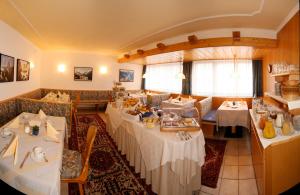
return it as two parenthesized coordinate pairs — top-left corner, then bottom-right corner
(78, 183), (84, 195)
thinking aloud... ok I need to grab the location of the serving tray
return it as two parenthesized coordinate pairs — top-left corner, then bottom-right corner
(160, 118), (200, 132)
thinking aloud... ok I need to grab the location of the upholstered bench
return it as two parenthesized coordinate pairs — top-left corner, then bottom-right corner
(195, 97), (218, 136)
(73, 99), (109, 112)
(202, 109), (217, 124)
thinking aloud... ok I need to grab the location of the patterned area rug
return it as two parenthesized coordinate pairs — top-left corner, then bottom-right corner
(201, 138), (227, 188)
(69, 113), (226, 193)
(69, 113), (154, 195)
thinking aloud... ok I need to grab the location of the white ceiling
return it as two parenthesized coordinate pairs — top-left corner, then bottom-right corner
(0, 0), (298, 56)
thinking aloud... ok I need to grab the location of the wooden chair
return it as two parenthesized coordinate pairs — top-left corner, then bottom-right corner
(61, 125), (97, 195)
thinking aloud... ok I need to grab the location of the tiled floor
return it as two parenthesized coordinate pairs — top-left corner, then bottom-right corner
(200, 129), (258, 195)
(62, 111), (258, 195)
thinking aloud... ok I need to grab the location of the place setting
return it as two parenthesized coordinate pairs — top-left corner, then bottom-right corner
(176, 130), (192, 141)
(19, 146), (49, 170)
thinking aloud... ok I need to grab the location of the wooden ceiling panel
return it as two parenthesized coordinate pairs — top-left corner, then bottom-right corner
(130, 46), (270, 65)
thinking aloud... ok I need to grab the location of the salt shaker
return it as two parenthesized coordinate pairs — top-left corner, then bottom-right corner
(24, 123), (30, 134)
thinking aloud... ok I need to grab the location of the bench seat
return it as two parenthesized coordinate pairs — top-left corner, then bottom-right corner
(73, 99), (109, 111)
(202, 109), (217, 123)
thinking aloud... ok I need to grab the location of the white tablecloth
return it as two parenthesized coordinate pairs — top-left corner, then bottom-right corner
(105, 104), (205, 195)
(129, 93), (170, 106)
(216, 101), (250, 129)
(0, 112), (66, 195)
(41, 92), (70, 103)
(161, 99), (196, 108)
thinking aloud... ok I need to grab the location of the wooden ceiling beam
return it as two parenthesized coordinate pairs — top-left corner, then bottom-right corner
(188, 35), (198, 44)
(137, 49), (144, 55)
(232, 31), (241, 41)
(123, 54), (130, 59)
(156, 43), (166, 50)
(118, 37), (277, 63)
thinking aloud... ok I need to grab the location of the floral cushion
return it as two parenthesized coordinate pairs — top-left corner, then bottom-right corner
(61, 149), (82, 179)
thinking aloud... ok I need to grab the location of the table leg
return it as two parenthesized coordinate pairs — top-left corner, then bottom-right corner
(231, 126), (236, 134)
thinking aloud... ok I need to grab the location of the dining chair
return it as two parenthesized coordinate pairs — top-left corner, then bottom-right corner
(61, 125), (97, 195)
(195, 97), (218, 131)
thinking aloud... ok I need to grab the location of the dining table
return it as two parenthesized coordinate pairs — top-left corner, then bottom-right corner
(129, 92), (170, 106)
(0, 112), (66, 195)
(41, 92), (70, 103)
(105, 103), (206, 195)
(216, 101), (250, 133)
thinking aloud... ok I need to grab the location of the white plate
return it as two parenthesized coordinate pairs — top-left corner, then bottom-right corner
(0, 129), (14, 138)
(30, 151), (45, 163)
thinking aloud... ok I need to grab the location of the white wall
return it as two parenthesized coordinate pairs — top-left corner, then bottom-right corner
(40, 51), (142, 90)
(0, 21), (42, 101)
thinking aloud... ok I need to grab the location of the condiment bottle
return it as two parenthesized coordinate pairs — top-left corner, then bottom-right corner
(275, 113), (284, 128)
(259, 115), (267, 129)
(282, 121), (291, 135)
(263, 120), (276, 139)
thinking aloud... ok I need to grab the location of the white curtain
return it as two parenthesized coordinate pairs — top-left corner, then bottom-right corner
(145, 62), (183, 93)
(192, 60), (253, 97)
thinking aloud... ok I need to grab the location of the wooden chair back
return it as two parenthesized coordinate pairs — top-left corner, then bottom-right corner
(80, 125), (97, 180)
(75, 93), (81, 102)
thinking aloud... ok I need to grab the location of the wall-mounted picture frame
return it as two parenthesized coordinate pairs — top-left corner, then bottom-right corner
(0, 53), (14, 83)
(119, 69), (134, 82)
(74, 67), (93, 81)
(16, 59), (30, 81)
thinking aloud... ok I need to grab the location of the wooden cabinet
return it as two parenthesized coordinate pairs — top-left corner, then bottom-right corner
(250, 118), (300, 195)
(251, 120), (264, 195)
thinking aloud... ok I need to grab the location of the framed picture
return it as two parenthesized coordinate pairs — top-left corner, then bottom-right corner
(74, 67), (93, 81)
(119, 69), (134, 82)
(16, 59), (30, 81)
(0, 54), (14, 82)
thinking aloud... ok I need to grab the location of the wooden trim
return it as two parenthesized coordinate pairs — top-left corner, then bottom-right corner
(118, 37), (277, 63)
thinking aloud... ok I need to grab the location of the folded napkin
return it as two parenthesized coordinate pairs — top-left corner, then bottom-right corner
(2, 135), (19, 165)
(39, 109), (47, 120)
(46, 121), (59, 140)
(8, 117), (19, 129)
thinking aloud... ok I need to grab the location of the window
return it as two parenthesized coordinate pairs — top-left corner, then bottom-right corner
(192, 60), (253, 97)
(145, 62), (182, 93)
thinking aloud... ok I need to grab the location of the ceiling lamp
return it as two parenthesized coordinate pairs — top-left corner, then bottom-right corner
(177, 57), (186, 79)
(177, 72), (186, 79)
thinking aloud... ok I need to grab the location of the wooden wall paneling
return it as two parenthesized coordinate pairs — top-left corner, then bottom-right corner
(262, 11), (299, 93)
